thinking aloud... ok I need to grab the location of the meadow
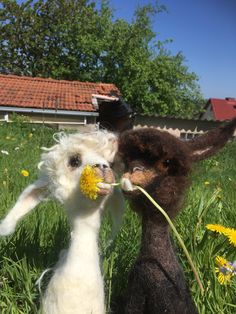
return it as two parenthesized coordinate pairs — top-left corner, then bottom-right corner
(0, 121), (235, 314)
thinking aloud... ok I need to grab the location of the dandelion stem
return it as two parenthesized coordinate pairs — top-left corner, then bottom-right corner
(134, 185), (205, 296)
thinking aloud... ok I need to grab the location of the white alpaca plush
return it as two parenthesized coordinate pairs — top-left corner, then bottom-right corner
(0, 130), (124, 314)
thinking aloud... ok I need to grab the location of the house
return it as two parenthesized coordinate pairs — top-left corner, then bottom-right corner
(200, 97), (236, 121)
(0, 75), (234, 136)
(0, 74), (133, 131)
(134, 97), (236, 139)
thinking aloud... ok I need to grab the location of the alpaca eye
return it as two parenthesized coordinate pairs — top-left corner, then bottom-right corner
(163, 159), (171, 168)
(133, 166), (144, 173)
(68, 155), (81, 168)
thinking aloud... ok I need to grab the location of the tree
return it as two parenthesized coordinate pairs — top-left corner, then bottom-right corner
(0, 0), (112, 80)
(139, 52), (203, 117)
(0, 0), (203, 117)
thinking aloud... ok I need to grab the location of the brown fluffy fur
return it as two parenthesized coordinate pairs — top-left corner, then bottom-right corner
(117, 118), (236, 314)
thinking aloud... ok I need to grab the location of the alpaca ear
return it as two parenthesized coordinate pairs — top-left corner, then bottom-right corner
(187, 118), (236, 162)
(0, 178), (49, 236)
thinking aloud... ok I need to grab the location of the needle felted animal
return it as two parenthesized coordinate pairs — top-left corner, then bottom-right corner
(118, 118), (236, 314)
(0, 130), (124, 314)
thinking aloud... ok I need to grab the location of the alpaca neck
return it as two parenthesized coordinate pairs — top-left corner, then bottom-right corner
(139, 213), (179, 270)
(42, 206), (105, 314)
(63, 208), (101, 274)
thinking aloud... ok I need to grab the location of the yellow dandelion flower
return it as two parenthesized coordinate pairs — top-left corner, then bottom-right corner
(207, 224), (236, 247)
(215, 256), (234, 284)
(215, 270), (232, 285)
(29, 133), (33, 138)
(80, 165), (103, 200)
(21, 170), (29, 177)
(225, 228), (236, 247)
(204, 181), (210, 185)
(215, 256), (228, 267)
(206, 224), (228, 235)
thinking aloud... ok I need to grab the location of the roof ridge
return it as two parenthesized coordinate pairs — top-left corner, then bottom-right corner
(0, 74), (117, 87)
(0, 73), (120, 113)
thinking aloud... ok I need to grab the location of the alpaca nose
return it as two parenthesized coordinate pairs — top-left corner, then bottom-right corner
(93, 164), (109, 170)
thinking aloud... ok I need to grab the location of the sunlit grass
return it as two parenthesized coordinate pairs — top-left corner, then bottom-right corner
(0, 122), (236, 313)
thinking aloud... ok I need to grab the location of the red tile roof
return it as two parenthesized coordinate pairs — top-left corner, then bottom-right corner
(209, 98), (236, 121)
(0, 74), (120, 112)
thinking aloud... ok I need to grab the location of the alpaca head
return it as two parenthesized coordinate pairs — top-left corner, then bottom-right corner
(119, 118), (236, 222)
(39, 131), (117, 210)
(0, 131), (118, 236)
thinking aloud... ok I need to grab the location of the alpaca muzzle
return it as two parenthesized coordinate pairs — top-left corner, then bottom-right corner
(121, 170), (156, 193)
(94, 166), (115, 196)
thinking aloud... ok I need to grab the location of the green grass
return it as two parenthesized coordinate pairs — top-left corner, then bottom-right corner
(0, 122), (236, 313)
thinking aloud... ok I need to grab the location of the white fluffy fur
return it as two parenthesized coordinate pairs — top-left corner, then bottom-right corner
(0, 130), (124, 314)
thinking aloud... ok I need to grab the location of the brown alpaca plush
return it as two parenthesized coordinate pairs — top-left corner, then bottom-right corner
(118, 118), (236, 314)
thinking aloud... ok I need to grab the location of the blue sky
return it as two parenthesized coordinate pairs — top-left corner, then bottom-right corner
(108, 0), (236, 99)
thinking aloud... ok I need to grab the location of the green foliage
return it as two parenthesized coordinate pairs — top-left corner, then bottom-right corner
(10, 112), (30, 125)
(0, 0), (203, 117)
(175, 143), (236, 314)
(0, 123), (236, 313)
(0, 0), (112, 80)
(140, 52), (203, 117)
